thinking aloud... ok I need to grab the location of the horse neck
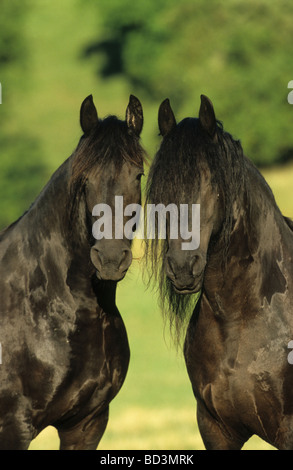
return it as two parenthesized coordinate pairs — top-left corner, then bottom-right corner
(203, 160), (289, 316)
(25, 159), (69, 232)
(21, 156), (89, 255)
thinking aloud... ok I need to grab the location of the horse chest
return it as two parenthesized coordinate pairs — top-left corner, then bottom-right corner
(30, 309), (130, 430)
(184, 300), (293, 444)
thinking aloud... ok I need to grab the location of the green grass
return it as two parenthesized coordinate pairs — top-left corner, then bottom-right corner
(262, 162), (293, 218)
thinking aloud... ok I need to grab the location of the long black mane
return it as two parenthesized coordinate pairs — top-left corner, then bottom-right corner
(145, 117), (250, 342)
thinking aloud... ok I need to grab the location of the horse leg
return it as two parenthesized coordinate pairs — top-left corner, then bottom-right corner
(57, 406), (109, 450)
(0, 401), (34, 450)
(0, 421), (33, 450)
(197, 402), (248, 450)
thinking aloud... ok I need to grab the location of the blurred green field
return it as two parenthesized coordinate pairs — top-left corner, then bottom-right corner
(1, 0), (292, 452)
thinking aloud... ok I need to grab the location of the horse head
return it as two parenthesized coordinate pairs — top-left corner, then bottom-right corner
(72, 94), (145, 282)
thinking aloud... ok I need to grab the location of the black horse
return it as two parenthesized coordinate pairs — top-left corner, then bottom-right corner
(146, 95), (293, 449)
(0, 94), (145, 449)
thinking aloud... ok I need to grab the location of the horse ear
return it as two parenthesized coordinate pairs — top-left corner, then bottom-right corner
(158, 98), (176, 136)
(80, 95), (98, 136)
(126, 95), (143, 136)
(199, 95), (217, 138)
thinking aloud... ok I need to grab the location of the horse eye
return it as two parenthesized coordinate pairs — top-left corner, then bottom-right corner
(136, 173), (144, 181)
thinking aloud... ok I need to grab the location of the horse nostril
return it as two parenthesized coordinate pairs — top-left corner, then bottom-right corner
(191, 254), (204, 277)
(166, 257), (176, 279)
(190, 255), (199, 273)
(119, 249), (132, 271)
(90, 247), (103, 268)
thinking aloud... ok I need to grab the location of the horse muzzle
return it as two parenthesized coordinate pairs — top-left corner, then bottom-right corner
(165, 251), (206, 294)
(90, 242), (132, 282)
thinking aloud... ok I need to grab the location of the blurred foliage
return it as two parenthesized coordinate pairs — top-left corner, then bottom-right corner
(0, 0), (48, 229)
(0, 0), (28, 66)
(1, 0), (293, 230)
(0, 135), (47, 227)
(84, 0), (293, 166)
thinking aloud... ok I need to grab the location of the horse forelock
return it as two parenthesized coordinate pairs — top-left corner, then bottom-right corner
(71, 116), (146, 185)
(68, 115), (147, 221)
